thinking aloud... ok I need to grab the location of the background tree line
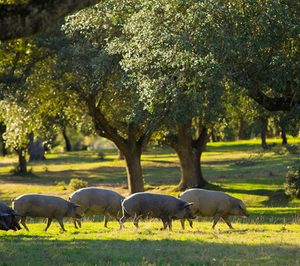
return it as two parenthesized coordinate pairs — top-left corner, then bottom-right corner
(0, 0), (299, 193)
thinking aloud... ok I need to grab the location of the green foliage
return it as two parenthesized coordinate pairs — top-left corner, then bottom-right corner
(285, 162), (300, 198)
(0, 100), (35, 149)
(196, 0), (300, 116)
(110, 0), (224, 125)
(69, 178), (88, 191)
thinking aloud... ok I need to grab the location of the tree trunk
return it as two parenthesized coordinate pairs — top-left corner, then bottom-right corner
(0, 123), (7, 156)
(211, 127), (217, 142)
(87, 97), (148, 194)
(238, 118), (245, 140)
(281, 127), (288, 145)
(123, 146), (144, 194)
(117, 149), (124, 160)
(62, 129), (72, 152)
(0, 143), (7, 156)
(171, 122), (208, 191)
(259, 116), (268, 149)
(28, 133), (45, 161)
(17, 149), (27, 174)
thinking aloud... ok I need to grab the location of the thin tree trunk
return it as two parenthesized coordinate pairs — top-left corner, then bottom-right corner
(238, 118), (245, 140)
(170, 121), (208, 191)
(259, 116), (268, 149)
(17, 149), (27, 174)
(0, 123), (7, 156)
(62, 129), (72, 152)
(281, 127), (288, 145)
(0, 140), (7, 156)
(211, 127), (217, 142)
(117, 149), (124, 160)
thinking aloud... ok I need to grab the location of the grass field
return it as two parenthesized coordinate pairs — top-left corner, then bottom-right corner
(0, 138), (300, 265)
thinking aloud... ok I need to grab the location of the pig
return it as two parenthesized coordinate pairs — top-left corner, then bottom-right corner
(69, 188), (125, 228)
(12, 194), (81, 232)
(0, 201), (21, 231)
(179, 188), (250, 229)
(120, 192), (195, 231)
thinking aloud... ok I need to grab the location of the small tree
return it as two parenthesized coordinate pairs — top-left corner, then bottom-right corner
(0, 101), (34, 174)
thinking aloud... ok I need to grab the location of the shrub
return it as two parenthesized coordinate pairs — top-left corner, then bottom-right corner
(69, 178), (88, 191)
(284, 162), (300, 198)
(55, 181), (67, 191)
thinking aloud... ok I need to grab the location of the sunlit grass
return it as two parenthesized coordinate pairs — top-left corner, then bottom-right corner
(0, 219), (299, 265)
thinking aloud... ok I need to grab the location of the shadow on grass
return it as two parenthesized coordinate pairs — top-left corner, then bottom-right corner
(0, 237), (298, 265)
(34, 154), (115, 165)
(0, 166), (127, 185)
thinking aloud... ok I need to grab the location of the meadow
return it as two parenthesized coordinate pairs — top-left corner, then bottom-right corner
(0, 138), (300, 265)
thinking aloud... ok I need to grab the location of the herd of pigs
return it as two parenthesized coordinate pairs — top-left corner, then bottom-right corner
(0, 188), (250, 232)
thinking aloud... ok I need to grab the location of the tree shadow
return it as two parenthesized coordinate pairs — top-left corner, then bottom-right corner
(33, 154), (115, 165)
(0, 237), (298, 265)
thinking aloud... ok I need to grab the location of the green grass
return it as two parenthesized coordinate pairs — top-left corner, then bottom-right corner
(0, 137), (300, 265)
(0, 219), (300, 265)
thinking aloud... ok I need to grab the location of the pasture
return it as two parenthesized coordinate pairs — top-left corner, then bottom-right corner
(0, 138), (300, 265)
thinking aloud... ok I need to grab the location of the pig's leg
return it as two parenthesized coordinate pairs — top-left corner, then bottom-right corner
(20, 216), (29, 231)
(73, 218), (78, 229)
(133, 214), (139, 228)
(119, 208), (131, 229)
(180, 219), (185, 230)
(212, 211), (223, 229)
(103, 215), (109, 228)
(160, 216), (169, 230)
(168, 219), (172, 231)
(56, 217), (66, 232)
(77, 219), (82, 228)
(188, 219), (193, 228)
(222, 216), (234, 229)
(44, 218), (52, 231)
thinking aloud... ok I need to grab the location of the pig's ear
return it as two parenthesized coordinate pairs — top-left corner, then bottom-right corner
(70, 203), (80, 208)
(238, 202), (245, 210)
(183, 202), (193, 208)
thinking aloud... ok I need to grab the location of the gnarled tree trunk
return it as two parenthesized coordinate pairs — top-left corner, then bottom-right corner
(122, 144), (144, 194)
(168, 120), (208, 191)
(87, 98), (149, 194)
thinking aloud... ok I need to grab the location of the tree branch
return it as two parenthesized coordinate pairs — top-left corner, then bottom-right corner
(0, 0), (99, 40)
(86, 96), (127, 150)
(247, 89), (298, 112)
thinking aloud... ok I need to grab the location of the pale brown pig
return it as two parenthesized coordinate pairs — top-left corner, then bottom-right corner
(69, 188), (124, 228)
(12, 194), (81, 232)
(120, 192), (195, 231)
(179, 188), (249, 229)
